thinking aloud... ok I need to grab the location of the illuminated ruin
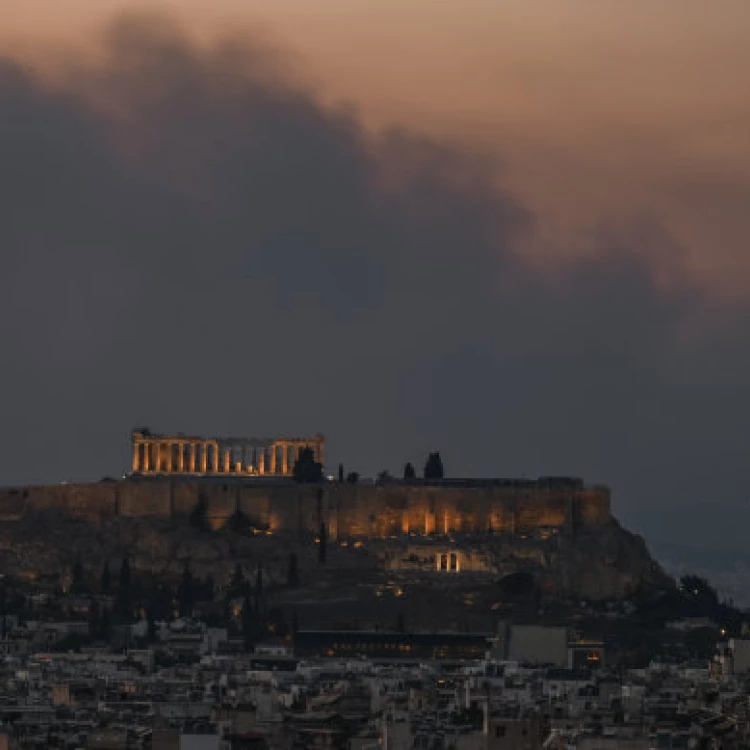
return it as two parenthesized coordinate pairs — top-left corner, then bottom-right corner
(130, 428), (324, 477)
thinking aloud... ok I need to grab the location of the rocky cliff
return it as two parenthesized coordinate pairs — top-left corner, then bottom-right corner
(0, 501), (670, 630)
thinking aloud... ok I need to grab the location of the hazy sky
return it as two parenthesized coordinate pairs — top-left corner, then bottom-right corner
(1, 2), (749, 556)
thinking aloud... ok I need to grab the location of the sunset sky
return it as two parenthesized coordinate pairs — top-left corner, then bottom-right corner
(1, 2), (749, 564)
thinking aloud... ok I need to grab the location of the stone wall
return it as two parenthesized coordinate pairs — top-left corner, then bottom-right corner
(0, 479), (611, 536)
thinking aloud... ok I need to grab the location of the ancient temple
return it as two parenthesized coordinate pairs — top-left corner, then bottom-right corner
(130, 428), (324, 477)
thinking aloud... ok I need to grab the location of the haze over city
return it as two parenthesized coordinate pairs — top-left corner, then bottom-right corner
(1, 0), (750, 578)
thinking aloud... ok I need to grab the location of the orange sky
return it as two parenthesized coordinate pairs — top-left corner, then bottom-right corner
(5, 0), (750, 292)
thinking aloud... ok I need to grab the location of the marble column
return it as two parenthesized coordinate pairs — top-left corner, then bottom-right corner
(178, 443), (185, 472)
(223, 448), (231, 474)
(281, 443), (289, 475)
(132, 443), (140, 473)
(189, 443), (196, 472)
(201, 442), (208, 473)
(259, 449), (265, 475)
(270, 445), (277, 474)
(143, 443), (151, 472)
(211, 441), (220, 473)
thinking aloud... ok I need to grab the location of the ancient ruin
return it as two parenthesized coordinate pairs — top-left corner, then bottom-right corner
(0, 430), (613, 546)
(130, 428), (324, 477)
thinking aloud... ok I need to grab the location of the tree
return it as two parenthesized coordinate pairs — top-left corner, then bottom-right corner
(100, 561), (112, 595)
(496, 571), (535, 599)
(424, 452), (444, 480)
(680, 574), (719, 608)
(685, 626), (719, 660)
(293, 447), (324, 483)
(338, 463), (344, 482)
(377, 470), (392, 483)
(190, 495), (210, 532)
(115, 557), (132, 616)
(119, 557), (131, 592)
(178, 563), (195, 618)
(230, 564), (245, 596)
(403, 463), (416, 480)
(287, 553), (300, 588)
(242, 595), (261, 650)
(149, 583), (174, 622)
(0, 585), (7, 639)
(319, 521), (327, 563)
(96, 607), (112, 641)
(71, 555), (85, 595)
(346, 471), (359, 484)
(227, 508), (248, 532)
(256, 565), (264, 598)
(203, 574), (216, 601)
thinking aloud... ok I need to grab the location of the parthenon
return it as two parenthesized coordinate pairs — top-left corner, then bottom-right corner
(130, 428), (324, 477)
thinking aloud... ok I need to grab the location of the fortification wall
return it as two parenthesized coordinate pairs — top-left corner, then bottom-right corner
(0, 483), (118, 522)
(117, 481), (171, 518)
(0, 479), (611, 536)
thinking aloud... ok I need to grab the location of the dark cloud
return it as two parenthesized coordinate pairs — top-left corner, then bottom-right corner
(1, 12), (749, 555)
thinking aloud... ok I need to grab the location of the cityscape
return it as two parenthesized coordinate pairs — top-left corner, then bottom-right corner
(1, 0), (749, 748)
(0, 430), (747, 748)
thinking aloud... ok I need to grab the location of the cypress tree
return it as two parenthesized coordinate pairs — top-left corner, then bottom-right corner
(256, 564), (263, 597)
(287, 553), (300, 588)
(319, 521), (327, 564)
(100, 561), (112, 595)
(72, 555), (85, 594)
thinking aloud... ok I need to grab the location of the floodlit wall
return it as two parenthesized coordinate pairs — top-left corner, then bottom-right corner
(0, 478), (611, 537)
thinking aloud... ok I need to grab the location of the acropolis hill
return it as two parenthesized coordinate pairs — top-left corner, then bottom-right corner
(0, 428), (669, 607)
